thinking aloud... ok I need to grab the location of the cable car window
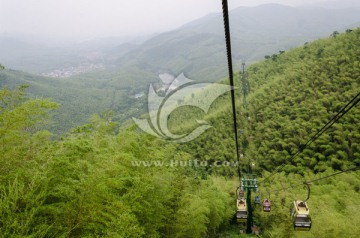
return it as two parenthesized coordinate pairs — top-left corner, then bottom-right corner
(295, 215), (311, 223)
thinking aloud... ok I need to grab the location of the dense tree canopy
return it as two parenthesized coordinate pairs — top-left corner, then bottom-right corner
(0, 28), (359, 237)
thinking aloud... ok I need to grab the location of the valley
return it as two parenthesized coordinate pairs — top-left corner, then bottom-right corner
(1, 3), (360, 135)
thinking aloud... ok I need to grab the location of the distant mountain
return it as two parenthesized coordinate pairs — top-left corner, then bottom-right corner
(2, 3), (360, 83)
(0, 36), (84, 73)
(114, 3), (360, 82)
(309, 0), (360, 9)
(0, 34), (153, 74)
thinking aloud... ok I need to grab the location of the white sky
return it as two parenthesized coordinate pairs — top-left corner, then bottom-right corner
(0, 0), (330, 40)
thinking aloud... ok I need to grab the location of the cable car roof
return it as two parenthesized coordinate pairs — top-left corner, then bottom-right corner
(237, 198), (247, 210)
(294, 200), (310, 215)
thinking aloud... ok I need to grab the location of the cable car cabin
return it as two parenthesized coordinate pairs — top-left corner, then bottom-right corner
(290, 200), (312, 231)
(263, 199), (271, 212)
(236, 198), (247, 223)
(255, 195), (261, 204)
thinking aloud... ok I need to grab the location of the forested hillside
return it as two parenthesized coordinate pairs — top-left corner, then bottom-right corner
(0, 70), (148, 134)
(170, 28), (360, 236)
(0, 84), (234, 237)
(0, 29), (359, 237)
(176, 27), (360, 175)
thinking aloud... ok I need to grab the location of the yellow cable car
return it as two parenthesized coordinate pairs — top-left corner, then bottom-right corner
(290, 200), (312, 231)
(236, 198), (247, 223)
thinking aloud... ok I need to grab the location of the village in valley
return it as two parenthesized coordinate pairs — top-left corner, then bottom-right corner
(40, 63), (104, 78)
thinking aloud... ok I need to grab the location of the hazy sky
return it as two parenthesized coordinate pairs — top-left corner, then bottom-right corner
(0, 0), (330, 40)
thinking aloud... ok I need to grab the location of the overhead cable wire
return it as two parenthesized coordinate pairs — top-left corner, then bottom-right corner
(259, 91), (360, 185)
(302, 91), (360, 149)
(221, 0), (242, 180)
(269, 166), (360, 194)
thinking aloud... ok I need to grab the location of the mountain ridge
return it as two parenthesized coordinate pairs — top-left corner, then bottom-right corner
(114, 3), (360, 84)
(2, 3), (360, 78)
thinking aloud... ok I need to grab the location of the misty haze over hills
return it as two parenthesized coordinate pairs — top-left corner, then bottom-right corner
(113, 2), (360, 82)
(1, 1), (360, 77)
(309, 0), (360, 8)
